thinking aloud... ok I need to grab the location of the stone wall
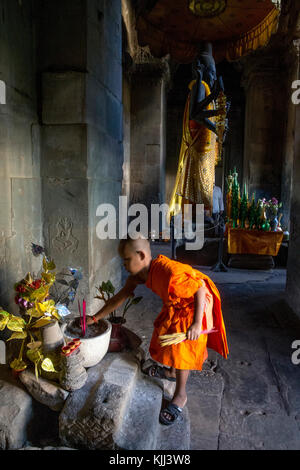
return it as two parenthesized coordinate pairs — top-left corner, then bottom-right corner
(122, 74), (131, 199)
(0, 0), (124, 315)
(129, 66), (166, 211)
(39, 0), (123, 311)
(0, 0), (42, 312)
(242, 56), (286, 201)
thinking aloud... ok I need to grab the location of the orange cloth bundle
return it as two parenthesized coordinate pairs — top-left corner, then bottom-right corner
(146, 255), (229, 370)
(227, 227), (283, 256)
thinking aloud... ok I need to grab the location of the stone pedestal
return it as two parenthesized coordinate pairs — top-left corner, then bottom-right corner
(227, 254), (275, 270)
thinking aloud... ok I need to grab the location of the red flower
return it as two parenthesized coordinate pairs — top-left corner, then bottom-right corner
(29, 280), (42, 289)
(16, 284), (27, 293)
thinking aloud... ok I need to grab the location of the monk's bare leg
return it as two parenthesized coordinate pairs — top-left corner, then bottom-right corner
(161, 369), (188, 422)
(164, 366), (176, 379)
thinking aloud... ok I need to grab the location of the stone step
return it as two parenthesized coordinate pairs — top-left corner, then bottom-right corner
(112, 370), (190, 451)
(59, 352), (140, 450)
(59, 351), (191, 450)
(114, 373), (190, 450)
(114, 374), (162, 450)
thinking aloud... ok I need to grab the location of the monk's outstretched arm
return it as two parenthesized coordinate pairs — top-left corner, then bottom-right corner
(187, 285), (206, 340)
(86, 276), (138, 324)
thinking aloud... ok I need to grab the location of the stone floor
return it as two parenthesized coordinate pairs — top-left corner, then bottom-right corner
(124, 241), (300, 450)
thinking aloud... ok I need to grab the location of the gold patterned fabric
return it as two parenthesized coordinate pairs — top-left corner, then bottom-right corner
(169, 80), (218, 217)
(227, 228), (283, 256)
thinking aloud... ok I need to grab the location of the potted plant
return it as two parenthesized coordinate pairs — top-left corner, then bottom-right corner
(95, 281), (142, 352)
(1, 256), (63, 379)
(61, 300), (112, 368)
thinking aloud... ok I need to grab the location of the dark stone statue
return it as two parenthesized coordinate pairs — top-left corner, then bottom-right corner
(189, 42), (224, 137)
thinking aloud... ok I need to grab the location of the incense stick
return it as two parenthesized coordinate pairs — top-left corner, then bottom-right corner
(82, 299), (86, 337)
(159, 328), (218, 347)
(78, 299), (85, 337)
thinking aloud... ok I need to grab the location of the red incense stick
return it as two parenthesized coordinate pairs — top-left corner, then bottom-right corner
(78, 299), (84, 337)
(82, 299), (86, 337)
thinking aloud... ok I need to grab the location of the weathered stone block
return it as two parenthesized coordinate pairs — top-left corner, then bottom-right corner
(0, 0), (37, 100)
(0, 116), (38, 178)
(39, 0), (87, 71)
(59, 353), (139, 449)
(87, 11), (122, 96)
(0, 178), (12, 236)
(42, 72), (86, 124)
(41, 125), (88, 178)
(105, 92), (122, 142)
(19, 370), (69, 412)
(87, 126), (123, 181)
(85, 76), (108, 131)
(3, 178), (43, 311)
(0, 365), (33, 449)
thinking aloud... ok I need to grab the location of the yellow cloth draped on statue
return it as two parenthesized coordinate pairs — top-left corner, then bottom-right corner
(227, 227), (283, 256)
(169, 80), (219, 218)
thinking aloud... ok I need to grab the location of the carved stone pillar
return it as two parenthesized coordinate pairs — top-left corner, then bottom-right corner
(242, 56), (286, 201)
(286, 39), (300, 319)
(279, 40), (300, 229)
(122, 0), (171, 234)
(40, 0), (123, 310)
(128, 59), (170, 214)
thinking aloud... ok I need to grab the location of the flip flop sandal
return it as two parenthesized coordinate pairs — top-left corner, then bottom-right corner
(145, 364), (176, 382)
(159, 403), (183, 426)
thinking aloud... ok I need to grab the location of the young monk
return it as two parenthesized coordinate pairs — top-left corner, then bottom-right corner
(86, 236), (229, 425)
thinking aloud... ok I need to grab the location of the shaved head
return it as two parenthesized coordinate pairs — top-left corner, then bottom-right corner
(118, 235), (152, 276)
(118, 235), (151, 257)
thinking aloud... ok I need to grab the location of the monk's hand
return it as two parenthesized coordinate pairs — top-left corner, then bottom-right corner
(187, 322), (203, 341)
(86, 315), (97, 326)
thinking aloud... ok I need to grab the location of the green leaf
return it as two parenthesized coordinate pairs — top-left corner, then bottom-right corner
(32, 317), (53, 329)
(43, 257), (56, 272)
(7, 331), (28, 341)
(0, 309), (10, 316)
(42, 272), (56, 285)
(29, 286), (48, 301)
(106, 280), (115, 294)
(27, 341), (42, 350)
(26, 347), (43, 364)
(131, 296), (143, 305)
(7, 316), (26, 332)
(0, 312), (10, 331)
(26, 307), (44, 318)
(41, 358), (57, 373)
(10, 358), (27, 371)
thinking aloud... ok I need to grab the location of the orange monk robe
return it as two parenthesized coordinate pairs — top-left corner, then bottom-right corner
(146, 255), (229, 370)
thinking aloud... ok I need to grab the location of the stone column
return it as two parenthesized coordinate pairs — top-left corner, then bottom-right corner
(128, 59), (170, 215)
(0, 0), (42, 312)
(286, 41), (300, 320)
(280, 41), (300, 229)
(39, 0), (123, 311)
(242, 56), (286, 201)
